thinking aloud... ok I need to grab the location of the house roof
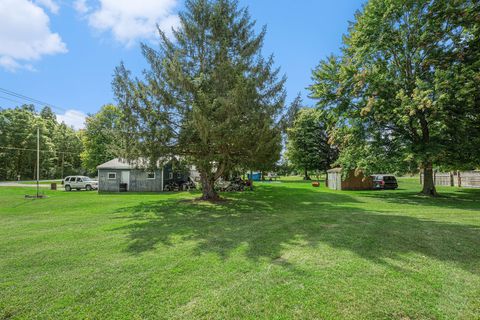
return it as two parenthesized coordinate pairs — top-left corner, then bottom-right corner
(97, 158), (138, 170)
(97, 158), (159, 170)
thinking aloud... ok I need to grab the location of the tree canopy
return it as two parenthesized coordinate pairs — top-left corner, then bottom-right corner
(286, 107), (338, 180)
(80, 104), (122, 174)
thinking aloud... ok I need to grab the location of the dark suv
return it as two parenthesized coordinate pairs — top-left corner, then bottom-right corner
(372, 175), (398, 190)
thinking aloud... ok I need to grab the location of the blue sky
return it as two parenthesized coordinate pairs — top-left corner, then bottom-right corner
(0, 0), (365, 129)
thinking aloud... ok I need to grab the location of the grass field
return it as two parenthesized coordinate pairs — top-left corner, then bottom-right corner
(1, 178), (479, 319)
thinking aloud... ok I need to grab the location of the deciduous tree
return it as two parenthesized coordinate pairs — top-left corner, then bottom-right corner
(80, 104), (122, 174)
(310, 0), (480, 196)
(286, 108), (337, 180)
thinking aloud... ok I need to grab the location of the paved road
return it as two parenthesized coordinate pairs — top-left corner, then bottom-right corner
(0, 181), (61, 188)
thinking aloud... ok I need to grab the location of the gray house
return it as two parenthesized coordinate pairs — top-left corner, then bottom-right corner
(97, 158), (197, 193)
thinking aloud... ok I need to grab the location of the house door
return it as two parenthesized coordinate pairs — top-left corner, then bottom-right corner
(336, 174), (342, 190)
(121, 171), (130, 191)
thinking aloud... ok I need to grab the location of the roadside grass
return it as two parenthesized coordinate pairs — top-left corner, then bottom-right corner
(16, 180), (62, 185)
(0, 178), (479, 319)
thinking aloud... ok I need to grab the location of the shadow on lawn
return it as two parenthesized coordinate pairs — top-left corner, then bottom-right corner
(113, 185), (480, 275)
(360, 187), (480, 211)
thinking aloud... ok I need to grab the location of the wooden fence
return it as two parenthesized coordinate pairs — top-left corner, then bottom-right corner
(420, 171), (480, 188)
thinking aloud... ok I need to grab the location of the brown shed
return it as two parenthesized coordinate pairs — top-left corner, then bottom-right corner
(326, 168), (373, 191)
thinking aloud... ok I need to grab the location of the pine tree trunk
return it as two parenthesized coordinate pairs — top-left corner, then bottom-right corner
(200, 173), (220, 201)
(421, 163), (438, 197)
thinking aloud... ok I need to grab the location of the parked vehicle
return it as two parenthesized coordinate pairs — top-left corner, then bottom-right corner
(372, 175), (398, 190)
(63, 176), (98, 191)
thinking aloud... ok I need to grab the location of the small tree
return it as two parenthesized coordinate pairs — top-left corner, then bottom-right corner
(113, 0), (286, 200)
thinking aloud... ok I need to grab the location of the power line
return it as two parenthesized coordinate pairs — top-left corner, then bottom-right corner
(0, 95), (25, 105)
(0, 87), (66, 111)
(0, 87), (68, 113)
(0, 146), (78, 155)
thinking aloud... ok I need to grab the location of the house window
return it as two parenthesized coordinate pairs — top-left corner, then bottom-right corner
(147, 172), (155, 179)
(108, 172), (116, 180)
(169, 172), (173, 179)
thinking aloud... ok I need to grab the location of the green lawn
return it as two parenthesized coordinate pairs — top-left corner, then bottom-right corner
(1, 179), (479, 319)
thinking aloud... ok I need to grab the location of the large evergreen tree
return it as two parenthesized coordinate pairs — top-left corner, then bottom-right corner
(113, 0), (286, 200)
(310, 0), (480, 196)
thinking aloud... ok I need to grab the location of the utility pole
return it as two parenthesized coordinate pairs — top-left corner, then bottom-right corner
(61, 152), (64, 179)
(37, 126), (40, 198)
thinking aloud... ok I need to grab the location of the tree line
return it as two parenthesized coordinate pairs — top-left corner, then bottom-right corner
(0, 104), (125, 181)
(0, 105), (83, 181)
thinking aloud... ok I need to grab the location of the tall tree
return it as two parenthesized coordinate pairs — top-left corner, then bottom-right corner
(39, 107), (60, 178)
(281, 93), (302, 133)
(39, 106), (83, 178)
(0, 105), (39, 180)
(286, 108), (338, 180)
(80, 104), (122, 174)
(310, 0), (480, 196)
(113, 0), (286, 200)
(56, 123), (83, 178)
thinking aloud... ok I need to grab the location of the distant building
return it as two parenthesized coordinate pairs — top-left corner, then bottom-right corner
(97, 158), (197, 193)
(326, 168), (373, 191)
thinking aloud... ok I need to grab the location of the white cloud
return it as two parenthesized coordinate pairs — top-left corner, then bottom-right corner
(0, 0), (67, 72)
(34, 0), (60, 14)
(57, 110), (87, 130)
(78, 0), (180, 46)
(73, 0), (89, 14)
(0, 56), (22, 72)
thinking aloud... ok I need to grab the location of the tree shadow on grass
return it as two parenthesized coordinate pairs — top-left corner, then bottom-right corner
(359, 187), (480, 211)
(112, 185), (480, 275)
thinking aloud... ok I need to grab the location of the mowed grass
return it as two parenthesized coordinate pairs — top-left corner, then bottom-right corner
(16, 180), (62, 185)
(0, 179), (479, 319)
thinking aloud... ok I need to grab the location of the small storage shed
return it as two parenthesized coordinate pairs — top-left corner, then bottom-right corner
(326, 168), (373, 191)
(97, 158), (193, 193)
